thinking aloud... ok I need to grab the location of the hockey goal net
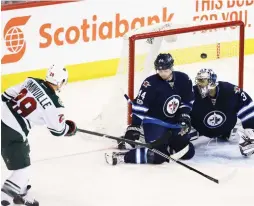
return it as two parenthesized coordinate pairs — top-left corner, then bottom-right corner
(94, 21), (245, 134)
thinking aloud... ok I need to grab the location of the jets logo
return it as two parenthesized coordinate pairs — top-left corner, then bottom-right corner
(203, 111), (226, 128)
(142, 81), (151, 88)
(163, 95), (181, 117)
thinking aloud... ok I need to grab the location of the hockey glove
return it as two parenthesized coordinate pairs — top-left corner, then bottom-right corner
(118, 125), (144, 149)
(125, 125), (144, 140)
(65, 120), (77, 136)
(178, 114), (191, 136)
(238, 128), (254, 157)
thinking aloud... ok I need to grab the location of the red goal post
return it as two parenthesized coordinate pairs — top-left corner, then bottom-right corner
(127, 21), (245, 124)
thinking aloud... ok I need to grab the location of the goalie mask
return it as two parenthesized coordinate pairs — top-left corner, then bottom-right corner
(45, 64), (68, 92)
(195, 68), (218, 98)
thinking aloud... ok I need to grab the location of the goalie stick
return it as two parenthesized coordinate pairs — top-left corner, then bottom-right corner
(77, 128), (219, 184)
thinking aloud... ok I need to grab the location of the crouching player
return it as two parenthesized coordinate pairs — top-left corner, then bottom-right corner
(105, 53), (195, 165)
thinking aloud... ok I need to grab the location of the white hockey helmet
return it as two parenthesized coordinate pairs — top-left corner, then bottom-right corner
(45, 64), (68, 91)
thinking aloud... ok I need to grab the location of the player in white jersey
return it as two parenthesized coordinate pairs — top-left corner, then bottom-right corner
(1, 64), (77, 206)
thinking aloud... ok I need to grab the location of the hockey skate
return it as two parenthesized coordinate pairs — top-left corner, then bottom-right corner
(13, 194), (39, 206)
(14, 185), (39, 206)
(105, 152), (126, 165)
(1, 185), (39, 206)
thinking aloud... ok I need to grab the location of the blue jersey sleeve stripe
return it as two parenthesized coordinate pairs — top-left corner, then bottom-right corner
(132, 104), (149, 112)
(132, 113), (182, 129)
(238, 107), (254, 119)
(237, 101), (254, 116)
(143, 116), (182, 129)
(240, 112), (254, 123)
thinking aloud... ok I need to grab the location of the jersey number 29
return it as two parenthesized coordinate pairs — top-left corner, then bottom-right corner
(12, 88), (37, 118)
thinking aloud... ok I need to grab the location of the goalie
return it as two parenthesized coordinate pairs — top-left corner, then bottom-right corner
(190, 68), (254, 157)
(105, 53), (195, 165)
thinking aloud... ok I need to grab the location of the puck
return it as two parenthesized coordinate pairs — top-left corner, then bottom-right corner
(201, 53), (207, 59)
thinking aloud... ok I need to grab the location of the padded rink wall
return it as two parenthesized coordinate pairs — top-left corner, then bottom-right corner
(1, 0), (254, 92)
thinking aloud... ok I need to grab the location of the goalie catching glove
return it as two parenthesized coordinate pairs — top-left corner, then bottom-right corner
(238, 128), (254, 157)
(65, 120), (77, 136)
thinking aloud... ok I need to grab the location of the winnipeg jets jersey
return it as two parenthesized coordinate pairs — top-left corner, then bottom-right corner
(191, 81), (254, 138)
(131, 71), (194, 125)
(1, 77), (69, 140)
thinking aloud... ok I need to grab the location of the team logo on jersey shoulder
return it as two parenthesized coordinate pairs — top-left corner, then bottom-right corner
(163, 95), (181, 117)
(203, 110), (226, 128)
(142, 81), (151, 88)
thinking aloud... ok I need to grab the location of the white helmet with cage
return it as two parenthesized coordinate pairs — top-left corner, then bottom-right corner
(45, 64), (68, 91)
(195, 68), (218, 98)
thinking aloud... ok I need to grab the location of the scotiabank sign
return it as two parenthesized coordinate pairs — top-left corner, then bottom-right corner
(39, 7), (174, 48)
(2, 0), (253, 72)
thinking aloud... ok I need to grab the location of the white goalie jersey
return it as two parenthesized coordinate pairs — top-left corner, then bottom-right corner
(2, 77), (70, 140)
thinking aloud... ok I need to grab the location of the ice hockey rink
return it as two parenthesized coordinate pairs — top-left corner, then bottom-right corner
(1, 55), (254, 206)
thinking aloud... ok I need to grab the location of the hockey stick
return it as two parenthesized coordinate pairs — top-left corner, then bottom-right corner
(77, 128), (188, 160)
(77, 128), (219, 184)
